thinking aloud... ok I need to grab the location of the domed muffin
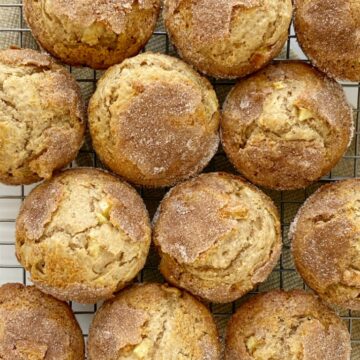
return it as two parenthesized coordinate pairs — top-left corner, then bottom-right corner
(294, 0), (360, 81)
(88, 53), (220, 187)
(0, 283), (84, 360)
(24, 0), (161, 69)
(88, 283), (221, 360)
(291, 179), (360, 310)
(16, 168), (151, 304)
(153, 172), (282, 303)
(225, 290), (351, 360)
(0, 48), (85, 185)
(163, 0), (293, 79)
(221, 61), (353, 190)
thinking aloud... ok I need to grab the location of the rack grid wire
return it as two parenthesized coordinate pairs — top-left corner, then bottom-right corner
(0, 1), (360, 358)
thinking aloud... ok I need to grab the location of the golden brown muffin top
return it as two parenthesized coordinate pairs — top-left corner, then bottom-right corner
(16, 168), (151, 304)
(45, 0), (155, 34)
(294, 0), (360, 81)
(0, 47), (85, 185)
(168, 0), (261, 43)
(225, 290), (351, 360)
(291, 179), (360, 310)
(0, 283), (84, 360)
(153, 172), (281, 303)
(163, 0), (292, 78)
(88, 283), (221, 360)
(24, 0), (160, 69)
(221, 61), (353, 190)
(88, 53), (220, 187)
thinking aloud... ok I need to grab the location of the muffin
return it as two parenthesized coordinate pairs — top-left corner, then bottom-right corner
(16, 168), (151, 304)
(88, 283), (221, 360)
(221, 61), (353, 190)
(88, 53), (220, 187)
(291, 179), (360, 310)
(294, 0), (360, 81)
(153, 172), (282, 303)
(225, 290), (351, 360)
(24, 0), (160, 69)
(163, 0), (292, 79)
(0, 48), (85, 185)
(0, 283), (84, 360)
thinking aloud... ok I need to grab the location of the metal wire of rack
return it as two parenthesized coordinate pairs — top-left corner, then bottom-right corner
(0, 1), (360, 358)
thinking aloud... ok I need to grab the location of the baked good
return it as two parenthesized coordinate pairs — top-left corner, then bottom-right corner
(294, 0), (360, 81)
(0, 283), (84, 360)
(153, 172), (282, 303)
(24, 0), (160, 69)
(15, 168), (151, 304)
(221, 61), (353, 190)
(0, 47), (85, 185)
(163, 0), (292, 79)
(291, 179), (360, 310)
(88, 53), (220, 187)
(225, 290), (351, 360)
(88, 283), (221, 360)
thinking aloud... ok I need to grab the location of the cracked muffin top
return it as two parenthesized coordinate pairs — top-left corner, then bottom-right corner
(221, 61), (353, 190)
(163, 0), (292, 79)
(88, 283), (221, 360)
(0, 283), (84, 360)
(225, 290), (351, 360)
(15, 168), (151, 304)
(88, 53), (220, 187)
(294, 0), (360, 81)
(24, 0), (160, 69)
(153, 172), (281, 303)
(0, 48), (85, 185)
(291, 179), (360, 310)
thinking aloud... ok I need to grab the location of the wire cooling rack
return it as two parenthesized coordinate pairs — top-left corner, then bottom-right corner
(0, 1), (360, 358)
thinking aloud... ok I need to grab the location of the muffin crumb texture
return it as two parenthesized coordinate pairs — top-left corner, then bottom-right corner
(89, 53), (220, 187)
(0, 283), (84, 360)
(225, 290), (351, 360)
(163, 0), (292, 78)
(154, 172), (281, 303)
(15, 168), (151, 304)
(0, 48), (85, 185)
(221, 61), (353, 190)
(291, 179), (360, 310)
(88, 283), (221, 360)
(24, 0), (161, 69)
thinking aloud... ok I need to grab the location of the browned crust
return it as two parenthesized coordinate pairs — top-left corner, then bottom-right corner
(88, 52), (220, 188)
(88, 282), (221, 360)
(153, 172), (282, 303)
(0, 47), (85, 185)
(24, 0), (161, 69)
(16, 179), (64, 241)
(221, 61), (353, 190)
(0, 283), (84, 360)
(225, 290), (351, 360)
(294, 0), (360, 81)
(291, 179), (360, 310)
(15, 167), (151, 304)
(16, 167), (151, 245)
(163, 0), (292, 79)
(0, 47), (56, 68)
(33, 282), (121, 305)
